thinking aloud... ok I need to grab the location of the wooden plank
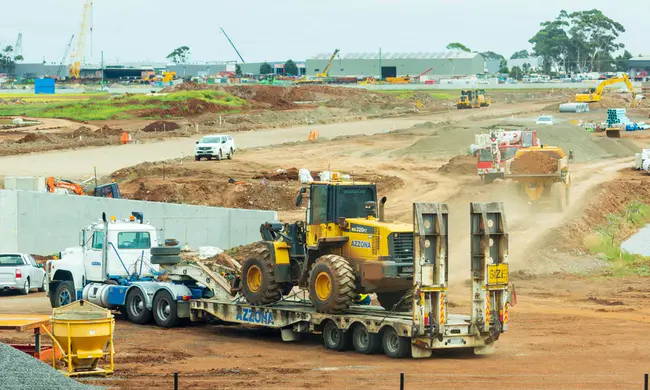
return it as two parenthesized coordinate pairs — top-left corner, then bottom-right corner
(0, 314), (51, 332)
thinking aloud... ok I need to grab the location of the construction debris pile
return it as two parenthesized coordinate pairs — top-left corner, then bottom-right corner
(437, 155), (477, 175)
(510, 152), (558, 174)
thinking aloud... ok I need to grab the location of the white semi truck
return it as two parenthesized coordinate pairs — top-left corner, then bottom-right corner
(46, 204), (514, 358)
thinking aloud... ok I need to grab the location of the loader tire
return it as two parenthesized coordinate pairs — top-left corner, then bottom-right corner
(376, 290), (412, 312)
(309, 255), (355, 313)
(241, 246), (282, 306)
(151, 246), (181, 256)
(551, 182), (566, 212)
(150, 255), (181, 265)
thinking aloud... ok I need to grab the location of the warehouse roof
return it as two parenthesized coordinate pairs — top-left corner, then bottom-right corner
(309, 51), (480, 60)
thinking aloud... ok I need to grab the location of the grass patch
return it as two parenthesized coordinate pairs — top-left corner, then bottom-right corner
(585, 201), (650, 276)
(0, 90), (247, 120)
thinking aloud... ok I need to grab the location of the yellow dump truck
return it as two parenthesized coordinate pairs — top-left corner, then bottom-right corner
(504, 146), (570, 211)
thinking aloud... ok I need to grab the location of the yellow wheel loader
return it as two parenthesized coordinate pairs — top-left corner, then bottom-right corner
(457, 90), (480, 109)
(504, 146), (570, 212)
(241, 179), (415, 313)
(477, 89), (491, 107)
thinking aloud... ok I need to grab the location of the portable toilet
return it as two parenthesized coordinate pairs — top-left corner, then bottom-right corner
(34, 78), (55, 94)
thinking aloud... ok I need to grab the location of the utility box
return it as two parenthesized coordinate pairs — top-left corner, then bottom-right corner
(34, 78), (55, 94)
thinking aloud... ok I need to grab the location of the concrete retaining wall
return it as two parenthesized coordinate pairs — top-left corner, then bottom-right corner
(0, 190), (277, 255)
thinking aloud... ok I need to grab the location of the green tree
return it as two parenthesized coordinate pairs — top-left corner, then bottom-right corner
(498, 58), (509, 74)
(446, 42), (471, 52)
(614, 50), (633, 72)
(522, 63), (532, 74)
(0, 45), (17, 74)
(481, 51), (504, 61)
(235, 64), (242, 77)
(259, 62), (273, 75)
(509, 66), (523, 80)
(510, 50), (530, 59)
(166, 46), (191, 63)
(284, 59), (298, 76)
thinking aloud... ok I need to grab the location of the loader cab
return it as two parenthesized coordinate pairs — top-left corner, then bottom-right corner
(307, 182), (378, 225)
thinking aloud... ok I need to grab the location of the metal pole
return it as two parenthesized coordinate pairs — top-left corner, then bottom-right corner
(644, 373), (648, 390)
(378, 46), (382, 80)
(100, 51), (104, 87)
(400, 372), (404, 390)
(174, 372), (178, 390)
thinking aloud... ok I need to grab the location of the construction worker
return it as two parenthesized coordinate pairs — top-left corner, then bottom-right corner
(568, 149), (574, 163)
(120, 131), (129, 145)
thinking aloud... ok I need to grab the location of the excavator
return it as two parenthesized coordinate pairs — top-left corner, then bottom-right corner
(46, 177), (121, 198)
(575, 73), (636, 103)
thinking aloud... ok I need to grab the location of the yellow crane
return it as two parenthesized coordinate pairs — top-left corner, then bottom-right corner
(315, 49), (340, 78)
(575, 73), (636, 103)
(69, 0), (93, 79)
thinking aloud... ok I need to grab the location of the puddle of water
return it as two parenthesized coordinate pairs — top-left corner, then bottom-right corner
(620, 224), (650, 256)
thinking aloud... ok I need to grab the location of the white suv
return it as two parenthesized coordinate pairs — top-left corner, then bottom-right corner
(195, 134), (236, 161)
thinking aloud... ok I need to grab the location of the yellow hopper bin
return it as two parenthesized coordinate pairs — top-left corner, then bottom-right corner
(50, 300), (115, 377)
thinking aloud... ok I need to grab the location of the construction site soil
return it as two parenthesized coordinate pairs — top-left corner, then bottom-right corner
(510, 151), (558, 174)
(2, 95), (650, 389)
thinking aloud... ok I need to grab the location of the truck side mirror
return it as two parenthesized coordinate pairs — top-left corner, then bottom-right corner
(79, 229), (86, 247)
(296, 187), (307, 207)
(195, 141), (199, 144)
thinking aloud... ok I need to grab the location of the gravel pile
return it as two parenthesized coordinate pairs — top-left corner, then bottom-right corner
(0, 342), (97, 389)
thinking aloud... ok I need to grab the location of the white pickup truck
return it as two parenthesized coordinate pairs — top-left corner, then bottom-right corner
(0, 253), (46, 295)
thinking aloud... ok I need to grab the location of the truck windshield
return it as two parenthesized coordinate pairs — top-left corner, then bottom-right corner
(118, 232), (151, 249)
(336, 186), (377, 219)
(0, 255), (23, 266)
(478, 149), (492, 162)
(200, 137), (221, 144)
(502, 147), (518, 160)
(522, 132), (534, 147)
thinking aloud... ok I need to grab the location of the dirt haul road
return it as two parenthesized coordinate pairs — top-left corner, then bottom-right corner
(0, 100), (551, 178)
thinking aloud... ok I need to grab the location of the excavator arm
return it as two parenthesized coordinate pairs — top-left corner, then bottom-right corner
(576, 74), (635, 102)
(316, 49), (340, 78)
(46, 177), (86, 195)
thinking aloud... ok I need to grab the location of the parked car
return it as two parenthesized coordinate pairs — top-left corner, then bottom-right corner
(536, 115), (555, 125)
(0, 253), (46, 295)
(195, 134), (236, 161)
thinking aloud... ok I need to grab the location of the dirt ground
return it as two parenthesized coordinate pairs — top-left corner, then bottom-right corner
(1, 90), (650, 389)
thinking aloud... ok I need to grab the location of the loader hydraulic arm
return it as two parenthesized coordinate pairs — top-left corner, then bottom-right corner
(594, 74), (635, 99)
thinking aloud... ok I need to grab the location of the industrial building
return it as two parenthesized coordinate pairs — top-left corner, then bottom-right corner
(306, 52), (484, 78)
(629, 56), (650, 80)
(239, 61), (306, 76)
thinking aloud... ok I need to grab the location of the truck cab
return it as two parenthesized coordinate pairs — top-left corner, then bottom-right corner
(46, 212), (161, 307)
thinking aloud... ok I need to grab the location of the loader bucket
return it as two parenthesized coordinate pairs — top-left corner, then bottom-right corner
(605, 128), (621, 138)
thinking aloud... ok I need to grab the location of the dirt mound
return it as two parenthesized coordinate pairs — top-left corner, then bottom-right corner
(511, 152), (558, 174)
(71, 126), (94, 137)
(139, 99), (230, 118)
(226, 85), (297, 109)
(95, 125), (124, 136)
(16, 133), (53, 143)
(227, 242), (266, 264)
(142, 121), (181, 132)
(253, 167), (320, 181)
(438, 155), (477, 175)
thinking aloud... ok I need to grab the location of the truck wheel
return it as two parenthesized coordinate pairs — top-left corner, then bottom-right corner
(38, 278), (46, 293)
(376, 291), (412, 312)
(151, 246), (181, 256)
(322, 321), (351, 351)
(241, 246), (282, 305)
(352, 324), (380, 354)
(150, 255), (181, 265)
(153, 290), (180, 328)
(482, 174), (495, 184)
(550, 182), (566, 212)
(309, 255), (355, 313)
(228, 148), (234, 159)
(20, 279), (30, 295)
(382, 327), (411, 358)
(216, 150), (223, 161)
(51, 281), (75, 308)
(195, 156), (200, 161)
(126, 288), (152, 324)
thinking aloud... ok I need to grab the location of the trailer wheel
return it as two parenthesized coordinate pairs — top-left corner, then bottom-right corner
(241, 247), (282, 305)
(150, 255), (181, 265)
(153, 290), (180, 328)
(309, 255), (355, 313)
(376, 291), (412, 312)
(550, 182), (566, 212)
(322, 321), (351, 351)
(151, 247), (181, 256)
(126, 288), (152, 325)
(352, 324), (381, 354)
(382, 327), (411, 358)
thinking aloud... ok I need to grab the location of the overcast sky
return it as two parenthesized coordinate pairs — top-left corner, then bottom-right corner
(1, 0), (646, 64)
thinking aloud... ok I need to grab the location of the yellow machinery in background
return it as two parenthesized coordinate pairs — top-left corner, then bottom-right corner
(477, 89), (491, 107)
(457, 89), (480, 109)
(315, 49), (340, 78)
(68, 0), (93, 79)
(575, 73), (636, 102)
(240, 175), (417, 313)
(504, 147), (571, 212)
(162, 71), (176, 83)
(385, 76), (412, 84)
(42, 300), (115, 377)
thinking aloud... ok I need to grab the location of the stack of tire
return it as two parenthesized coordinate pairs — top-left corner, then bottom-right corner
(150, 245), (181, 265)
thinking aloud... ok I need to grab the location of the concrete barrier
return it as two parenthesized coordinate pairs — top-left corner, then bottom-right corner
(0, 190), (277, 255)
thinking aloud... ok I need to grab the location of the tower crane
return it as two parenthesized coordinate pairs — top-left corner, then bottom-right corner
(58, 35), (75, 78)
(220, 28), (245, 64)
(69, 0), (93, 79)
(315, 49), (340, 78)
